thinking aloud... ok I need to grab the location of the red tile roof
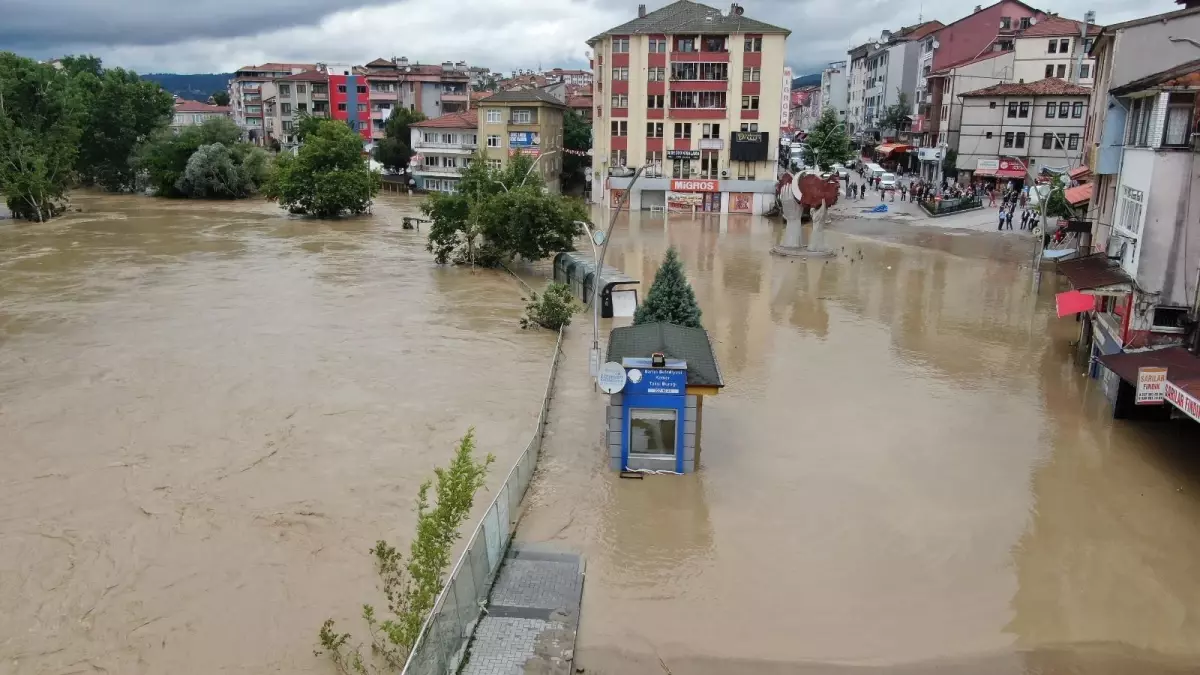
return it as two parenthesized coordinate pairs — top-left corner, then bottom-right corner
(567, 95), (593, 108)
(1068, 165), (1091, 180)
(901, 20), (945, 41)
(175, 100), (230, 113)
(960, 77), (1091, 97)
(411, 110), (478, 129)
(278, 70), (329, 82)
(930, 50), (1010, 75)
(1064, 182), (1093, 206)
(1021, 15), (1102, 38)
(237, 62), (316, 72)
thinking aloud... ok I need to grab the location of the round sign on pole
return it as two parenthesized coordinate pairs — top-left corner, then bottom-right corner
(597, 362), (627, 394)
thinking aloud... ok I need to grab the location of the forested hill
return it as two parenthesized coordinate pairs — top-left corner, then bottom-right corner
(142, 73), (233, 100)
(791, 72), (821, 89)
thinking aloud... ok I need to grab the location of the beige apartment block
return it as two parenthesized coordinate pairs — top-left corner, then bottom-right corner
(478, 89), (566, 193)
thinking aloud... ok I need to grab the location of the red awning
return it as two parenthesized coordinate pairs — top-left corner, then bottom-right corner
(1056, 290), (1097, 317)
(975, 158), (1027, 179)
(1064, 183), (1093, 206)
(876, 144), (913, 155)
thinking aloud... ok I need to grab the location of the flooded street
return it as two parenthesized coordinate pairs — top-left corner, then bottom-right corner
(518, 209), (1200, 674)
(0, 193), (556, 674)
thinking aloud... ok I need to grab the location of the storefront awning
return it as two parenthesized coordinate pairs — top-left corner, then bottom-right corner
(1166, 374), (1200, 423)
(875, 144), (913, 155)
(1064, 183), (1093, 206)
(1097, 347), (1200, 386)
(1055, 290), (1096, 317)
(1056, 253), (1132, 291)
(975, 158), (1027, 179)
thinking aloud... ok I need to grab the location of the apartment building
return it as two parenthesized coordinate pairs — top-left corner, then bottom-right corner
(847, 42), (872, 136)
(546, 68), (593, 87)
(589, 0), (789, 215)
(229, 63), (315, 143)
(410, 111), (478, 193)
(360, 57), (471, 140)
(845, 22), (942, 141)
(478, 89), (566, 193)
(953, 78), (1090, 184)
(265, 70), (330, 148)
(1013, 15), (1099, 85)
(820, 61), (848, 121)
(170, 100), (230, 131)
(789, 85), (820, 132)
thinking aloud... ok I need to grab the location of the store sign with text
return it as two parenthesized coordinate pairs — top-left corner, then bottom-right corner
(666, 150), (700, 160)
(1135, 367), (1167, 405)
(698, 138), (724, 150)
(670, 179), (719, 192)
(1165, 382), (1200, 423)
(509, 131), (540, 147)
(977, 158), (1000, 171)
(730, 130), (770, 162)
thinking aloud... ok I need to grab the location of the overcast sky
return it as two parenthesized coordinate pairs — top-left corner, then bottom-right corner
(1, 0), (1174, 75)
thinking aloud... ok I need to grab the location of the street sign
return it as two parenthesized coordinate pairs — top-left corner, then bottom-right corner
(597, 362), (627, 394)
(591, 230), (605, 247)
(1136, 367), (1168, 405)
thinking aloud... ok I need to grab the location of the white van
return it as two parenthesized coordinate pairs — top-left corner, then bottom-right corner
(865, 163), (886, 179)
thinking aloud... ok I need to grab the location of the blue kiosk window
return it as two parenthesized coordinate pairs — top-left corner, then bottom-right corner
(629, 408), (677, 457)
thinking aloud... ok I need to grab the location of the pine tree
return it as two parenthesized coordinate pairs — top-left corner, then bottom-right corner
(634, 247), (703, 328)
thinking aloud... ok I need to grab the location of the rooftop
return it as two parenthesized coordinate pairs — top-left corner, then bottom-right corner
(1056, 253), (1132, 291)
(566, 95), (593, 108)
(959, 77), (1091, 97)
(478, 88), (566, 106)
(411, 110), (478, 129)
(175, 100), (230, 114)
(589, 0), (789, 44)
(236, 62), (315, 73)
(1020, 14), (1102, 38)
(1111, 58), (1200, 96)
(929, 49), (1010, 75)
(1101, 2), (1200, 32)
(277, 69), (329, 82)
(606, 322), (724, 388)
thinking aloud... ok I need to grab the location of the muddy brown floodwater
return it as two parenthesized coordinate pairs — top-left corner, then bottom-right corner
(518, 209), (1200, 675)
(0, 193), (556, 674)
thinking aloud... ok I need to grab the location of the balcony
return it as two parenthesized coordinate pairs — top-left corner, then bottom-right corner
(441, 89), (469, 101)
(414, 166), (468, 178)
(311, 110), (329, 118)
(414, 140), (478, 152)
(311, 91), (329, 101)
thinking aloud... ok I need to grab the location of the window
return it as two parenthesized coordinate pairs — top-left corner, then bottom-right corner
(611, 94), (629, 108)
(1059, 38), (1070, 53)
(702, 123), (721, 139)
(356, 85), (367, 94)
(698, 149), (719, 179)
(281, 102), (292, 114)
(1164, 92), (1197, 147)
(486, 134), (500, 147)
(337, 102), (347, 111)
(1116, 185), (1145, 236)
(646, 151), (663, 177)
(297, 103), (308, 112)
(1084, 38), (1094, 52)
(1079, 63), (1091, 80)
(743, 66), (761, 82)
(999, 16), (1011, 29)
(296, 84), (307, 94)
(989, 101), (997, 109)
(986, 131), (994, 139)
(1007, 102), (1018, 118)
(613, 68), (629, 81)
(676, 37), (696, 52)
(629, 409), (677, 457)
(742, 95), (760, 110)
(674, 122), (692, 139)
(647, 94), (664, 109)
(357, 103), (366, 112)
(1016, 132), (1026, 148)
(1020, 17), (1031, 29)
(1058, 102), (1069, 118)
(1004, 131), (1014, 148)
(672, 159), (693, 178)
(487, 159), (502, 170)
(744, 37), (762, 52)
(671, 62), (728, 80)
(1056, 64), (1067, 79)
(612, 38), (629, 53)
(279, 84), (291, 96)
(736, 162), (755, 180)
(337, 84), (347, 93)
(1042, 132), (1063, 149)
(649, 38), (667, 53)
(512, 108), (532, 124)
(739, 123), (758, 131)
(486, 109), (501, 123)
(424, 132), (438, 143)
(647, 122), (663, 137)
(671, 91), (726, 109)
(1152, 307), (1189, 332)
(648, 67), (665, 81)
(1048, 39), (1059, 54)
(1127, 96), (1154, 147)
(1019, 102), (1029, 118)
(941, 104), (948, 121)
(610, 150), (627, 167)
(1045, 64), (1055, 79)
(1067, 133), (1080, 150)
(1045, 101), (1056, 118)
(611, 120), (627, 137)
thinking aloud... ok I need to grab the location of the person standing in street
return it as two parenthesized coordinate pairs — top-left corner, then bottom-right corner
(998, 207), (1006, 231)
(988, 189), (996, 208)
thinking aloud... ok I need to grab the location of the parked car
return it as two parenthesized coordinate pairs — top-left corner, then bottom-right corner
(879, 172), (897, 190)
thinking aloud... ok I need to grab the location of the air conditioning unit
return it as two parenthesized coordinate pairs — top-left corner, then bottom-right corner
(720, 169), (730, 177)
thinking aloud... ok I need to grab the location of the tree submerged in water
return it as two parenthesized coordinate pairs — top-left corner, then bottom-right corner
(634, 247), (703, 328)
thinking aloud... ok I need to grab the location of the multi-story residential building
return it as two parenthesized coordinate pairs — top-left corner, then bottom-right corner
(789, 85), (821, 132)
(546, 68), (593, 87)
(567, 92), (594, 122)
(266, 70), (330, 148)
(409, 111), (479, 193)
(588, 1), (789, 214)
(820, 61), (848, 122)
(358, 57), (471, 131)
(1013, 15), (1099, 85)
(847, 22), (942, 143)
(953, 78), (1090, 184)
(229, 63), (315, 143)
(170, 100), (230, 131)
(478, 89), (566, 193)
(847, 42), (872, 136)
(925, 51), (1016, 179)
(323, 63), (372, 142)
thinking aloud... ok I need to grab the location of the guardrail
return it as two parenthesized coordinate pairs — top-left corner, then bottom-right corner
(920, 196), (983, 216)
(399, 327), (565, 675)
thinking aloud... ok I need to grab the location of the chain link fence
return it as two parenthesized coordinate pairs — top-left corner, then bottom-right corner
(399, 327), (565, 675)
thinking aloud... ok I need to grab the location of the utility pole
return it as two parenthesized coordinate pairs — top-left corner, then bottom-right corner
(1071, 10), (1095, 85)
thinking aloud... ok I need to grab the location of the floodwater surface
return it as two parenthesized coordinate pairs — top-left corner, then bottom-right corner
(517, 209), (1200, 675)
(0, 193), (556, 674)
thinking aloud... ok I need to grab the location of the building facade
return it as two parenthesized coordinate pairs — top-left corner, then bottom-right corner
(847, 42), (872, 136)
(479, 89), (566, 193)
(229, 63), (315, 143)
(589, 0), (789, 214)
(170, 100), (231, 131)
(410, 111), (478, 193)
(954, 78), (1090, 184)
(1013, 15), (1099, 86)
(820, 61), (848, 122)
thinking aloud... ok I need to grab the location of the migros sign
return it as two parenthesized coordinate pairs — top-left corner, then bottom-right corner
(670, 179), (719, 192)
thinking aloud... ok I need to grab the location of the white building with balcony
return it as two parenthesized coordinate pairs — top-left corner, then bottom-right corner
(410, 111), (479, 193)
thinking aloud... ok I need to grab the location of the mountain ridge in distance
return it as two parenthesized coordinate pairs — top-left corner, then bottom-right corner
(141, 73), (233, 101)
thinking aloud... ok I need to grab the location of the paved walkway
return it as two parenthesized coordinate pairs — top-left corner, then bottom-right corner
(462, 545), (584, 675)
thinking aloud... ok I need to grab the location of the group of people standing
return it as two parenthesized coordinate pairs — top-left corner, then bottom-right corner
(994, 188), (1039, 232)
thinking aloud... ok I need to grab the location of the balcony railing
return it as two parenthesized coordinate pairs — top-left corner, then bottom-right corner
(415, 140), (478, 150)
(311, 91), (329, 100)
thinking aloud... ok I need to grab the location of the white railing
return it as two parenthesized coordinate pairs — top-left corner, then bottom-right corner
(415, 141), (477, 150)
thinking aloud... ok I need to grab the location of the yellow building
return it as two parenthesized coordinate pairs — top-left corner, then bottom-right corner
(588, 0), (790, 214)
(477, 89), (566, 193)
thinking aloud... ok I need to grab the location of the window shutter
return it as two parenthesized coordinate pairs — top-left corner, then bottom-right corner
(1148, 92), (1169, 149)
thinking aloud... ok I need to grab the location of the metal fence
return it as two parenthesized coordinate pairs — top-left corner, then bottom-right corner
(399, 327), (565, 675)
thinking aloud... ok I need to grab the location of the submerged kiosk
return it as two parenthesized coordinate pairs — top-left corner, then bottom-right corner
(601, 322), (724, 474)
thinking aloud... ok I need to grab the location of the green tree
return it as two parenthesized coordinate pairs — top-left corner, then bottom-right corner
(210, 90), (230, 106)
(803, 108), (853, 172)
(423, 153), (585, 266)
(134, 116), (247, 197)
(941, 148), (957, 176)
(0, 52), (85, 221)
(70, 63), (174, 191)
(561, 110), (591, 190)
(879, 90), (911, 139)
(633, 247), (703, 328)
(265, 119), (379, 217)
(521, 282), (577, 330)
(175, 142), (267, 198)
(294, 112), (323, 142)
(372, 108), (425, 174)
(316, 429), (494, 673)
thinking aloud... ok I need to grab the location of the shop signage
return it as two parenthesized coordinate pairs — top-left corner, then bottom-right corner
(730, 130), (770, 162)
(1135, 367), (1168, 405)
(977, 158), (999, 171)
(670, 179), (718, 192)
(624, 368), (687, 396)
(508, 148), (540, 157)
(781, 66), (793, 129)
(597, 362), (627, 394)
(666, 149), (700, 160)
(918, 147), (942, 162)
(509, 131), (539, 147)
(1165, 381), (1200, 423)
(698, 138), (724, 150)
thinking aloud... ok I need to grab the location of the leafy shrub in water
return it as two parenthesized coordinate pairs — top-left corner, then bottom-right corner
(521, 282), (577, 330)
